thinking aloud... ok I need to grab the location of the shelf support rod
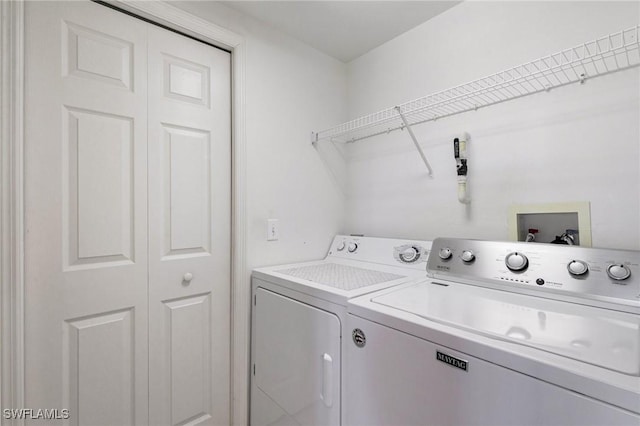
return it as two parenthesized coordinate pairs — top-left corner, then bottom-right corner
(395, 106), (434, 176)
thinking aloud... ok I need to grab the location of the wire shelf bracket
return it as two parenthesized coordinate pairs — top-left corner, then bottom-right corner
(312, 25), (640, 161)
(395, 106), (434, 176)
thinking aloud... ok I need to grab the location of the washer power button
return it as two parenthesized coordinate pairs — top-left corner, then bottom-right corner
(536, 278), (545, 286)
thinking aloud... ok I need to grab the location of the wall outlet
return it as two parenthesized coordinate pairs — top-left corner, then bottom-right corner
(267, 219), (279, 241)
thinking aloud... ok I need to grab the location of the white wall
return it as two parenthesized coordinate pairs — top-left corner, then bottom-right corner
(345, 1), (640, 250)
(171, 1), (639, 253)
(171, 2), (348, 267)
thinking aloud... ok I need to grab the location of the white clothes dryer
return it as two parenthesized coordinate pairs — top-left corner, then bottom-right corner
(250, 235), (432, 426)
(346, 238), (640, 426)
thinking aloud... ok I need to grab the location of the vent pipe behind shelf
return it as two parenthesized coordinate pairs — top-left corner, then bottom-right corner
(454, 133), (470, 204)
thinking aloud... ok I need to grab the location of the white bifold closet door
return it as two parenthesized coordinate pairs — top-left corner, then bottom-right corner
(24, 2), (231, 425)
(147, 23), (231, 426)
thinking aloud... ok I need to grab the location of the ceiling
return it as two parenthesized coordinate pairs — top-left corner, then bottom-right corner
(221, 1), (461, 62)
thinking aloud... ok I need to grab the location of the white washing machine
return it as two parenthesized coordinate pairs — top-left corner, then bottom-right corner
(346, 238), (640, 426)
(250, 235), (432, 426)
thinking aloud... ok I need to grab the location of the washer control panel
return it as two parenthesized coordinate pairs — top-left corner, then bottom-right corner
(427, 238), (640, 310)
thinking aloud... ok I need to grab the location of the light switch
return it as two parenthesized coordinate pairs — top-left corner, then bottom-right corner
(267, 219), (279, 241)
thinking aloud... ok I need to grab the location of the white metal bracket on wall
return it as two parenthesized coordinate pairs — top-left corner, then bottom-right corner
(311, 107), (435, 176)
(394, 106), (433, 176)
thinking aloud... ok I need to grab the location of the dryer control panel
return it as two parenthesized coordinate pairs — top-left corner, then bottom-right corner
(427, 238), (640, 313)
(328, 235), (431, 270)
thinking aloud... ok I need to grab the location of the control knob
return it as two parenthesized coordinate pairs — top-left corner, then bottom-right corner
(505, 252), (528, 271)
(439, 248), (453, 260)
(347, 242), (358, 253)
(336, 241), (346, 251)
(460, 250), (475, 263)
(399, 246), (420, 263)
(567, 260), (589, 276)
(606, 264), (631, 281)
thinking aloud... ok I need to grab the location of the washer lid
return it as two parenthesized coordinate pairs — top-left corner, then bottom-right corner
(371, 280), (640, 376)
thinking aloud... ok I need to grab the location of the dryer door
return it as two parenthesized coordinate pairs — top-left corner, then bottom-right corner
(252, 287), (340, 426)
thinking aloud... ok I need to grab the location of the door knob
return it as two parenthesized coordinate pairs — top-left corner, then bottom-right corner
(183, 272), (193, 283)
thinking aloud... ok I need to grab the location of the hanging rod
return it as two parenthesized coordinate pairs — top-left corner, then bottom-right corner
(311, 25), (640, 145)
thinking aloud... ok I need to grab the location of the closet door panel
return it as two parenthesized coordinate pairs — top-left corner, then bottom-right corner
(162, 294), (213, 426)
(64, 309), (135, 426)
(24, 2), (149, 425)
(148, 25), (232, 426)
(161, 124), (212, 257)
(64, 107), (135, 267)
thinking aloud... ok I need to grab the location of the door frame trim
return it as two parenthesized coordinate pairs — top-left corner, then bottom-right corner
(1, 1), (25, 424)
(0, 1), (250, 424)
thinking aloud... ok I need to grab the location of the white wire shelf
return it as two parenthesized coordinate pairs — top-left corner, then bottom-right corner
(312, 25), (640, 145)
